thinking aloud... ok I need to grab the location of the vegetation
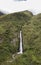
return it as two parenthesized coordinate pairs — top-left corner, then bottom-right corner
(0, 11), (41, 65)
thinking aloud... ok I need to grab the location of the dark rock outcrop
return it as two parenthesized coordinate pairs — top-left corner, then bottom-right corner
(0, 11), (4, 16)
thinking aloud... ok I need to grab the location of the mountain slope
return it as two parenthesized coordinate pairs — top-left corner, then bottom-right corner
(0, 11), (41, 65)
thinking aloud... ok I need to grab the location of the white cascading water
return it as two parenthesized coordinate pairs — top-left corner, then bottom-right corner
(17, 31), (23, 54)
(12, 31), (23, 60)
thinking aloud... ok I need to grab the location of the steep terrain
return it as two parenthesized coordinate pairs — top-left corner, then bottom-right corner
(0, 11), (41, 65)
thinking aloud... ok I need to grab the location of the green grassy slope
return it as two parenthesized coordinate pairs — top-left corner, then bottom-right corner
(0, 11), (41, 65)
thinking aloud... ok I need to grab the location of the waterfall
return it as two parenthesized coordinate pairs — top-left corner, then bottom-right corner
(17, 31), (23, 54)
(19, 31), (23, 53)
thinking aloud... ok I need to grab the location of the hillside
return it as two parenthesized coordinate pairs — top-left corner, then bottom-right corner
(0, 11), (41, 65)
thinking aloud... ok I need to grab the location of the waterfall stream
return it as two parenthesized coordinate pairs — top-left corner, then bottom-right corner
(17, 31), (23, 54)
(12, 31), (23, 59)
